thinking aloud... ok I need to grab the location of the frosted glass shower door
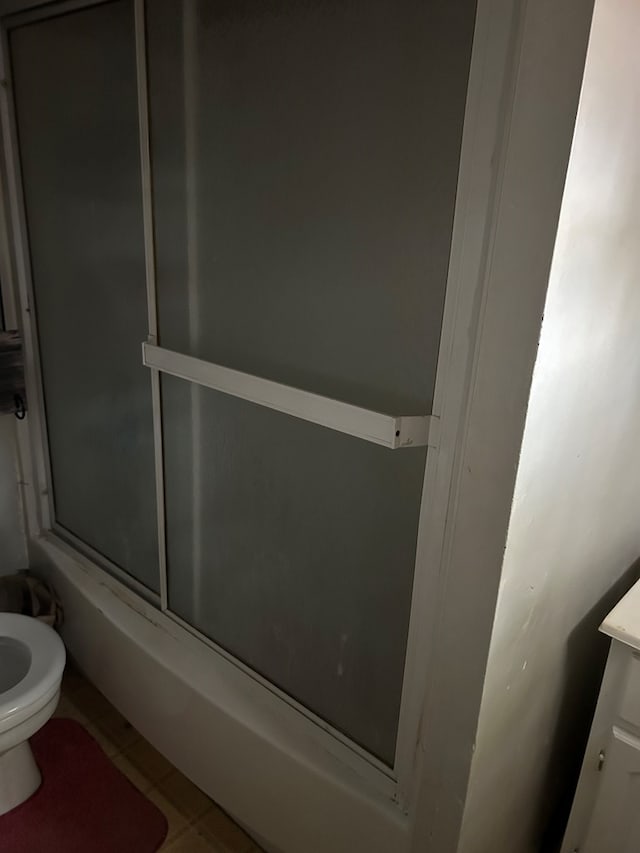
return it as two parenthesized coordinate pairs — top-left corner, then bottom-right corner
(8, 0), (159, 593)
(147, 0), (471, 764)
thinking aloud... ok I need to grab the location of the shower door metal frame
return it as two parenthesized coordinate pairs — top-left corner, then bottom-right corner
(0, 0), (418, 795)
(0, 0), (496, 819)
(0, 0), (406, 795)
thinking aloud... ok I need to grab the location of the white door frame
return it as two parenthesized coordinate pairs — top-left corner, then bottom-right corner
(407, 0), (596, 848)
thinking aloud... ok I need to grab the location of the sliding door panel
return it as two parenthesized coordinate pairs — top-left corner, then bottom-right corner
(162, 374), (426, 764)
(10, 1), (159, 592)
(147, 0), (474, 763)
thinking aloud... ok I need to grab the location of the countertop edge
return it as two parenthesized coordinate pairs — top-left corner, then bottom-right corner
(600, 575), (640, 651)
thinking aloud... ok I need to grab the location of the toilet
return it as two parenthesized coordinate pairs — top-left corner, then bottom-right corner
(0, 613), (66, 816)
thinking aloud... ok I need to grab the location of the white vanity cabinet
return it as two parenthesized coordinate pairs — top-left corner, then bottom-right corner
(562, 580), (640, 853)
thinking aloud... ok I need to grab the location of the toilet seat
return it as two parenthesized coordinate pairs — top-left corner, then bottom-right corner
(0, 613), (65, 814)
(0, 614), (66, 733)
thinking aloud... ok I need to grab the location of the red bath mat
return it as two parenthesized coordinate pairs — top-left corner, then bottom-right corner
(0, 718), (168, 853)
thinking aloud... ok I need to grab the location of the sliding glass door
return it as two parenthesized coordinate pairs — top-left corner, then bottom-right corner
(9, 0), (159, 593)
(144, 0), (465, 764)
(3, 0), (474, 769)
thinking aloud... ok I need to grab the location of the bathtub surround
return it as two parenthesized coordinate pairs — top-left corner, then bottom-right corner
(33, 547), (408, 853)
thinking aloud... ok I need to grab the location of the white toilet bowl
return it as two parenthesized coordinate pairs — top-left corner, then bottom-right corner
(0, 613), (66, 815)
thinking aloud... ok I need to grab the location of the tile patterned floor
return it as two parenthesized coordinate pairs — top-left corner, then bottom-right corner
(54, 662), (263, 853)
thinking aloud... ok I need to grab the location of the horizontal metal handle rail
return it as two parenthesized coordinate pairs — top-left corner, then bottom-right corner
(142, 343), (439, 450)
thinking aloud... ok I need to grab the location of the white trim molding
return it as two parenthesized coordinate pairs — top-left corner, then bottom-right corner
(407, 0), (596, 850)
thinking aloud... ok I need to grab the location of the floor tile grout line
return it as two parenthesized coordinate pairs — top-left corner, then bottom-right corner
(56, 669), (261, 852)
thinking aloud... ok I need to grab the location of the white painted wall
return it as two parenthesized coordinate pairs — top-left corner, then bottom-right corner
(0, 415), (26, 574)
(410, 0), (595, 849)
(458, 0), (640, 849)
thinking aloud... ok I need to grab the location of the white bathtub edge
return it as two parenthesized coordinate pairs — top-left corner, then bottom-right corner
(31, 533), (408, 853)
